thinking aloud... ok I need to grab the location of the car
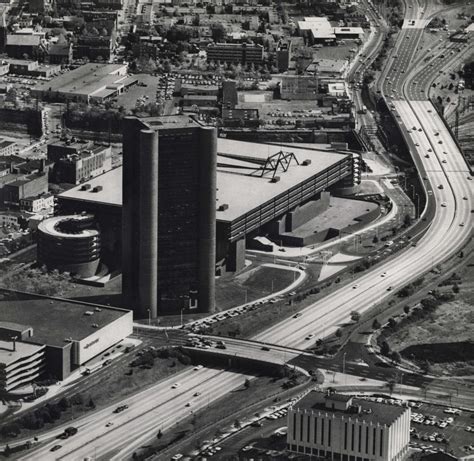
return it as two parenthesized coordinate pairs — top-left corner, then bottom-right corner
(438, 184), (444, 189)
(418, 128), (422, 132)
(106, 422), (114, 427)
(425, 154), (430, 158)
(305, 334), (315, 340)
(442, 160), (447, 164)
(353, 284), (359, 289)
(51, 445), (62, 452)
(261, 346), (270, 351)
(251, 421), (263, 427)
(194, 365), (203, 370)
(463, 196), (468, 200)
(415, 143), (420, 147)
(293, 313), (302, 318)
(387, 287), (393, 291)
(441, 203), (447, 207)
(466, 426), (473, 432)
(185, 402), (191, 407)
(171, 383), (180, 389)
(427, 148), (432, 152)
(460, 222), (464, 227)
(193, 392), (201, 397)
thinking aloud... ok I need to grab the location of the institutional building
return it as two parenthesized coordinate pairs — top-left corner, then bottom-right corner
(287, 392), (411, 461)
(37, 214), (101, 277)
(122, 116), (217, 318)
(0, 289), (132, 392)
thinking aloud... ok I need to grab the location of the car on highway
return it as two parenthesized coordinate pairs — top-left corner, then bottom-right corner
(193, 392), (201, 397)
(293, 313), (302, 318)
(261, 346), (271, 351)
(113, 404), (128, 413)
(171, 383), (180, 389)
(438, 184), (444, 189)
(425, 154), (430, 158)
(441, 203), (447, 207)
(442, 160), (447, 164)
(438, 140), (443, 144)
(386, 287), (393, 291)
(106, 422), (114, 427)
(193, 365), (203, 370)
(305, 334), (314, 340)
(51, 445), (62, 452)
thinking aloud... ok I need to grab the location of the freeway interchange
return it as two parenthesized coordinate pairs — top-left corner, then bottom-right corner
(19, 3), (473, 460)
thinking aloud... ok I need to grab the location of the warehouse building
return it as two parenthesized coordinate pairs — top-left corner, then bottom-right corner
(287, 392), (410, 461)
(0, 289), (133, 392)
(31, 63), (135, 103)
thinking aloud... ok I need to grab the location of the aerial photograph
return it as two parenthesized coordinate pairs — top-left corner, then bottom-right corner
(0, 0), (472, 458)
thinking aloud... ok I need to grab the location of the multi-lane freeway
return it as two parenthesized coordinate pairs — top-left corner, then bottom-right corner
(19, 2), (473, 460)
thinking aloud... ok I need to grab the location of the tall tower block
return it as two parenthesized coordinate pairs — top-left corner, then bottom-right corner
(122, 116), (217, 319)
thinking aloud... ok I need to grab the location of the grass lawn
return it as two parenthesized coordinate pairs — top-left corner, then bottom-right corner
(216, 265), (299, 311)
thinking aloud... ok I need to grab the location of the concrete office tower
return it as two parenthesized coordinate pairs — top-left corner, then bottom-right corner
(122, 116), (216, 319)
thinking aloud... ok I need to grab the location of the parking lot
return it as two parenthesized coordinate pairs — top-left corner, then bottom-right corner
(359, 395), (474, 457)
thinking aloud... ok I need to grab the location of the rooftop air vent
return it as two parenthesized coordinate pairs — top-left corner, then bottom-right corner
(81, 184), (91, 191)
(92, 185), (103, 192)
(218, 204), (229, 211)
(302, 159), (312, 166)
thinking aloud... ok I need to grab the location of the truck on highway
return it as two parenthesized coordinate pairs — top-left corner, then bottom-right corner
(358, 105), (367, 114)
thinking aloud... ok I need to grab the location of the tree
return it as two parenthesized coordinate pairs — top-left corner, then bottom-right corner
(403, 305), (410, 314)
(350, 311), (361, 323)
(335, 328), (343, 338)
(372, 235), (379, 244)
(380, 341), (390, 356)
(452, 283), (459, 294)
(157, 429), (163, 439)
(58, 396), (70, 411)
(211, 23), (226, 42)
(388, 317), (397, 328)
(88, 397), (95, 409)
(372, 318), (381, 330)
(234, 419), (241, 429)
(391, 351), (401, 363)
(403, 214), (412, 227)
(244, 378), (251, 389)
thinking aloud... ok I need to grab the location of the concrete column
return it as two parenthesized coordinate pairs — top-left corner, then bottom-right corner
(122, 116), (141, 311)
(138, 129), (159, 318)
(197, 126), (217, 313)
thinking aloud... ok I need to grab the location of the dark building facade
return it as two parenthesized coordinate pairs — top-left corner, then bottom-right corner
(122, 116), (217, 319)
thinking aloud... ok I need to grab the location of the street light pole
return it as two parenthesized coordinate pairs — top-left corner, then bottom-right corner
(147, 309), (151, 326)
(416, 193), (420, 219)
(342, 352), (347, 374)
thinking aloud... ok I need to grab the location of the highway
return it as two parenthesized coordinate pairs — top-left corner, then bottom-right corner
(20, 3), (473, 460)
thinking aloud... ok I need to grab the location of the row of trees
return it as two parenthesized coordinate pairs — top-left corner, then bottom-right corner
(1, 394), (91, 440)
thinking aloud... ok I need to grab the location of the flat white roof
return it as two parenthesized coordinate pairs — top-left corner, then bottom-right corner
(59, 167), (122, 207)
(216, 139), (348, 222)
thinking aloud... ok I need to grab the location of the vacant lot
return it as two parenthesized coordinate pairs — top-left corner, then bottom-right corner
(387, 256), (474, 376)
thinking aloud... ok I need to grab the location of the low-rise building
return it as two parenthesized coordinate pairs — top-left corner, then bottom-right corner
(206, 43), (264, 65)
(19, 192), (54, 213)
(8, 59), (61, 78)
(52, 145), (112, 184)
(5, 33), (45, 60)
(287, 391), (410, 461)
(2, 173), (48, 207)
(47, 42), (73, 65)
(0, 139), (16, 156)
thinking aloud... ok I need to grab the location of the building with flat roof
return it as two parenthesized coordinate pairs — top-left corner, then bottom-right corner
(2, 172), (48, 207)
(0, 339), (45, 393)
(122, 116), (217, 319)
(52, 144), (112, 185)
(206, 43), (264, 65)
(0, 289), (133, 390)
(287, 391), (410, 461)
(0, 139), (15, 156)
(31, 63), (130, 103)
(57, 137), (357, 279)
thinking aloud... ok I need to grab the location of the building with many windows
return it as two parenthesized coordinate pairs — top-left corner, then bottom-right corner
(122, 116), (217, 318)
(206, 43), (264, 64)
(287, 392), (410, 461)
